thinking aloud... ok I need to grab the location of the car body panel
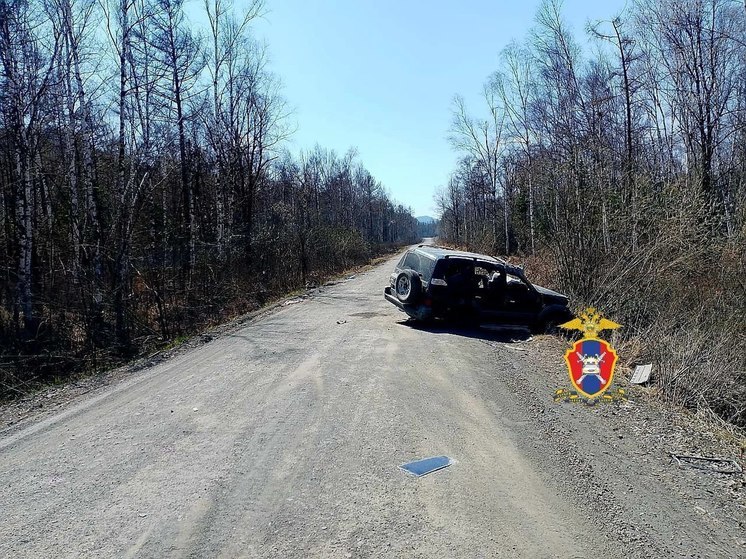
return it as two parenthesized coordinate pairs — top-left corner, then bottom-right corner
(384, 286), (433, 320)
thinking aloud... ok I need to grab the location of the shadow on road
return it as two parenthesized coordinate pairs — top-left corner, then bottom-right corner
(398, 319), (533, 344)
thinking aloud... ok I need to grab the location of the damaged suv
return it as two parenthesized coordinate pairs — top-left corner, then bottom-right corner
(384, 246), (572, 332)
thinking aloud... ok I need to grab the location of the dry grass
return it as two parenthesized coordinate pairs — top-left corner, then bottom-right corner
(526, 227), (746, 429)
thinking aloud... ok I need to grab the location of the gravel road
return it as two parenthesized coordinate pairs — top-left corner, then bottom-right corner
(1, 250), (743, 558)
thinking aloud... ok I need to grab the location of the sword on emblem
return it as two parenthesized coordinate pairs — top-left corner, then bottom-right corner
(575, 351), (607, 385)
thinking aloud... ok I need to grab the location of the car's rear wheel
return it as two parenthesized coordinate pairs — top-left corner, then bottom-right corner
(534, 313), (565, 335)
(395, 269), (422, 304)
(540, 318), (560, 335)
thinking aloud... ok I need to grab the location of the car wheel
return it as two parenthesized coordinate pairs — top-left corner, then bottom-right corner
(542, 319), (560, 334)
(395, 269), (422, 304)
(534, 315), (563, 335)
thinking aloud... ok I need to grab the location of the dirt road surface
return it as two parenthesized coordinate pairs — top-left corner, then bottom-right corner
(1, 250), (743, 558)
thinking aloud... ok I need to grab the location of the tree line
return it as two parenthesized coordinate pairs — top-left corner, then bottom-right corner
(0, 0), (417, 394)
(440, 0), (745, 426)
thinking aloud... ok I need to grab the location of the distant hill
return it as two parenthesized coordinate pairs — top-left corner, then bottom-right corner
(416, 216), (438, 238)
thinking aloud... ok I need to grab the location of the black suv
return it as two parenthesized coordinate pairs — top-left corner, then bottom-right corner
(384, 246), (572, 332)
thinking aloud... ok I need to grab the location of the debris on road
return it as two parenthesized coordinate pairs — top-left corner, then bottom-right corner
(669, 453), (742, 474)
(400, 456), (453, 477)
(282, 298), (304, 306)
(336, 319), (347, 325)
(630, 364), (652, 385)
(480, 338), (530, 351)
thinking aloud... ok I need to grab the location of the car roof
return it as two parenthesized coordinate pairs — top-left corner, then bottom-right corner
(412, 245), (509, 266)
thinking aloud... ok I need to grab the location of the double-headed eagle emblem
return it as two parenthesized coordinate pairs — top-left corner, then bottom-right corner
(559, 308), (621, 399)
(559, 307), (621, 339)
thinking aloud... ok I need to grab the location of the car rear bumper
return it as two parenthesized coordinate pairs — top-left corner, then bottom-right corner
(384, 287), (433, 320)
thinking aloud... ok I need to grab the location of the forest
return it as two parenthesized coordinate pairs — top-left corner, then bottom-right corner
(0, 0), (418, 394)
(440, 0), (745, 427)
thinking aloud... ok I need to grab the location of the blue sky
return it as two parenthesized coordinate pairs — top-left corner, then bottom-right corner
(233, 1), (627, 217)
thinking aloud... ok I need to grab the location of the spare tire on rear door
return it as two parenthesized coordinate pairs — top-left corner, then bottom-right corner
(395, 269), (422, 304)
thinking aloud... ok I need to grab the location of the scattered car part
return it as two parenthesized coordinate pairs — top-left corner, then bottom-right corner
(630, 364), (653, 384)
(399, 456), (454, 477)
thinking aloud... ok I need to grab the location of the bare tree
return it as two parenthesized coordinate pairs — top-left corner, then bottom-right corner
(449, 89), (506, 252)
(589, 15), (644, 249)
(492, 41), (539, 253)
(149, 0), (205, 282)
(635, 0), (745, 206)
(0, 0), (60, 335)
(204, 0), (264, 260)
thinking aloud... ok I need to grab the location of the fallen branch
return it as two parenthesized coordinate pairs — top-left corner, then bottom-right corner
(669, 452), (743, 474)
